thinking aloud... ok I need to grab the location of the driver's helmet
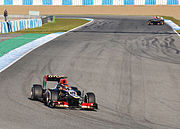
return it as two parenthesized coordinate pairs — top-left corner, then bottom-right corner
(60, 79), (67, 85)
(154, 16), (157, 19)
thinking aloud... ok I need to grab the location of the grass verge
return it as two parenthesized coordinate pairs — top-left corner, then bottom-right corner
(161, 16), (180, 33)
(13, 18), (89, 34)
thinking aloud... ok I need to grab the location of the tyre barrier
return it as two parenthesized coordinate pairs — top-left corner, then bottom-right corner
(0, 19), (42, 33)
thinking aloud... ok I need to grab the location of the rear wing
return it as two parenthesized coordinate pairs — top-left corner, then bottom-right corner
(43, 75), (67, 88)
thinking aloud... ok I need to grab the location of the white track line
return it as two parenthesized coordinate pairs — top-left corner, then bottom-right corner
(0, 18), (94, 73)
(164, 19), (180, 37)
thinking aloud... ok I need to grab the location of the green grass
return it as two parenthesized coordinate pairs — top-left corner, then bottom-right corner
(0, 34), (47, 57)
(161, 16), (180, 33)
(14, 18), (89, 34)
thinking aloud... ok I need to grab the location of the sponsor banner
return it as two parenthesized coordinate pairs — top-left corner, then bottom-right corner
(0, 0), (4, 5)
(33, 0), (43, 5)
(72, 0), (82, 5)
(134, 0), (145, 5)
(13, 0), (23, 5)
(167, 0), (178, 5)
(113, 0), (124, 5)
(4, 0), (13, 5)
(42, 0), (52, 5)
(124, 0), (134, 5)
(62, 0), (72, 5)
(23, 0), (33, 5)
(156, 0), (167, 5)
(52, 0), (62, 5)
(102, 0), (113, 5)
(0, 0), (179, 5)
(145, 0), (156, 5)
(82, 0), (93, 5)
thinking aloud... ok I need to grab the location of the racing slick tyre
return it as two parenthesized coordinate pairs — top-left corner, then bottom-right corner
(160, 21), (164, 25)
(85, 92), (96, 103)
(31, 84), (43, 100)
(147, 21), (151, 25)
(84, 92), (98, 109)
(46, 90), (59, 108)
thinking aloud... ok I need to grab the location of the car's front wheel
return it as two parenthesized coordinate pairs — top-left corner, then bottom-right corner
(160, 20), (164, 25)
(45, 90), (59, 108)
(84, 92), (96, 103)
(147, 20), (151, 25)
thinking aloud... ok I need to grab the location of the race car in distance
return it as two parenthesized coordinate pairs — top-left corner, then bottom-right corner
(147, 16), (164, 25)
(30, 75), (98, 110)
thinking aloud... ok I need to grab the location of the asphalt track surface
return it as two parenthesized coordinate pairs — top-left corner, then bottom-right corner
(0, 15), (180, 129)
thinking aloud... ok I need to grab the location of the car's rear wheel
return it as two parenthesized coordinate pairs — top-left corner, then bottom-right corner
(31, 84), (43, 100)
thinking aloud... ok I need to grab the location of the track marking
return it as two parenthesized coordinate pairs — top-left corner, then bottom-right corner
(164, 19), (180, 37)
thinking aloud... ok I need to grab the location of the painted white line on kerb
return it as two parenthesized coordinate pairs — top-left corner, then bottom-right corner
(0, 18), (94, 73)
(164, 19), (180, 37)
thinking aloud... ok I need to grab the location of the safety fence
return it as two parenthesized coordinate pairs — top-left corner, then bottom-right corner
(0, 0), (179, 5)
(0, 19), (42, 33)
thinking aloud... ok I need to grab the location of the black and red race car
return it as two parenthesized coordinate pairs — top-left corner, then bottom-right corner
(30, 75), (98, 110)
(147, 16), (164, 25)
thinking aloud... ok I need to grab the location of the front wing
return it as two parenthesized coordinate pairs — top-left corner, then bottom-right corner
(52, 101), (98, 109)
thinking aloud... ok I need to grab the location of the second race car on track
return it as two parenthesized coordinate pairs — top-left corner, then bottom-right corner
(147, 16), (164, 25)
(30, 75), (98, 110)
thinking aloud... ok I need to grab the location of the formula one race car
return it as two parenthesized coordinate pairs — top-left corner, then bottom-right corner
(30, 75), (98, 110)
(147, 16), (164, 25)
